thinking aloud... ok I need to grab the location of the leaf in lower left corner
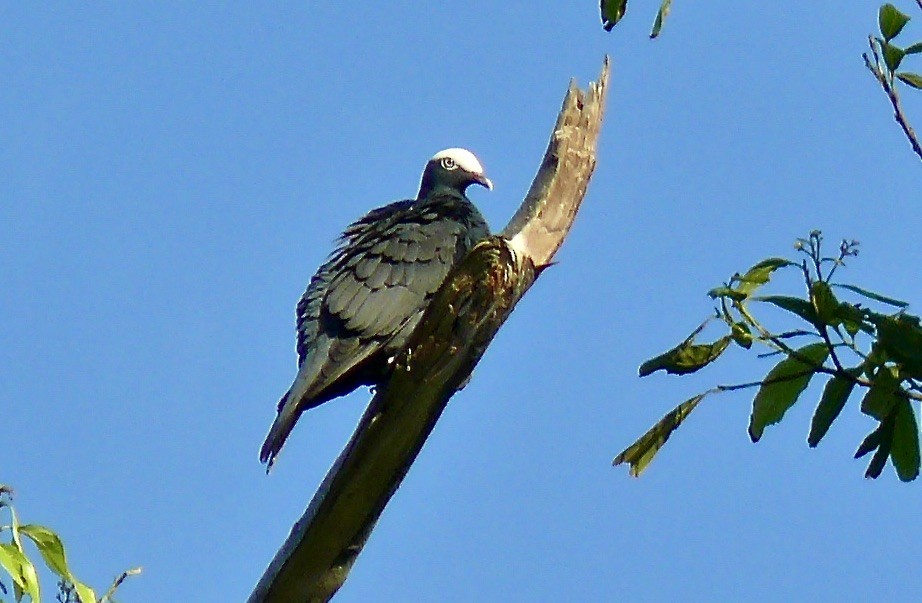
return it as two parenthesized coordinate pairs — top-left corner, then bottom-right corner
(613, 393), (706, 477)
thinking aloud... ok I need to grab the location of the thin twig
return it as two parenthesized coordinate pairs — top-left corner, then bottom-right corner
(863, 36), (922, 162)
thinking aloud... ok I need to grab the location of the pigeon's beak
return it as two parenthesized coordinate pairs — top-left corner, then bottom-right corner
(474, 173), (493, 191)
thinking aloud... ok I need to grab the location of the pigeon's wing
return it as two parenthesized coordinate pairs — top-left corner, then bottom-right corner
(262, 196), (487, 468)
(294, 200), (412, 368)
(310, 198), (480, 393)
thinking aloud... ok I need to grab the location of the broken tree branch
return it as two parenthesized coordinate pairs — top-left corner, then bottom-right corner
(249, 55), (610, 603)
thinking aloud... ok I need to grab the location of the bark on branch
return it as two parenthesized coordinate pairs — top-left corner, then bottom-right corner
(249, 56), (610, 603)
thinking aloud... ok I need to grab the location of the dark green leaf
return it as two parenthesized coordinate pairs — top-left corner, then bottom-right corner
(865, 422), (893, 478)
(757, 295), (819, 325)
(810, 281), (839, 325)
(601, 0), (628, 31)
(835, 302), (872, 336)
(808, 369), (860, 447)
(650, 0), (672, 39)
(906, 41), (922, 54)
(707, 286), (747, 301)
(831, 283), (909, 307)
(879, 3), (911, 41)
(639, 336), (731, 377)
(748, 343), (829, 441)
(873, 314), (922, 378)
(883, 41), (906, 72)
(733, 257), (795, 296)
(860, 367), (901, 419)
(897, 72), (922, 89)
(731, 321), (753, 349)
(613, 393), (706, 477)
(891, 397), (920, 481)
(855, 423), (885, 458)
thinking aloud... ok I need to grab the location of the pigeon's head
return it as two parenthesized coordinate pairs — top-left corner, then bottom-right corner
(418, 148), (493, 199)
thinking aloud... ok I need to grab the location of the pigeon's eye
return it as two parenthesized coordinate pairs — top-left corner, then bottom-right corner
(440, 157), (457, 170)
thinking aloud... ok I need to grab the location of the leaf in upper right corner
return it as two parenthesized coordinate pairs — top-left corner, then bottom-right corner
(600, 0), (628, 31)
(897, 72), (922, 89)
(879, 3), (910, 41)
(748, 343), (829, 442)
(613, 393), (706, 477)
(906, 41), (922, 55)
(650, 0), (672, 39)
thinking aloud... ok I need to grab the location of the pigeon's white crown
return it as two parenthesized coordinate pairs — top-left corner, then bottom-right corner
(431, 148), (486, 175)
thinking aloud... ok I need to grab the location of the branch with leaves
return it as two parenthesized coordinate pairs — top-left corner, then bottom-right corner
(864, 3), (922, 162)
(614, 231), (922, 482)
(0, 485), (139, 603)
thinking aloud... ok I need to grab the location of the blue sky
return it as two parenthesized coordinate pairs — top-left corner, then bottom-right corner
(3, 3), (921, 601)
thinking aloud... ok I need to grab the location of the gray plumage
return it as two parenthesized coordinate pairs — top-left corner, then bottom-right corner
(261, 149), (492, 469)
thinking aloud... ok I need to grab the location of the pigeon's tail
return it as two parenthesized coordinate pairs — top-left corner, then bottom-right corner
(260, 389), (301, 472)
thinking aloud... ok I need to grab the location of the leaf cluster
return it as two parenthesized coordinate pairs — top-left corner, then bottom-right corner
(615, 232), (922, 481)
(873, 3), (922, 88)
(0, 487), (139, 603)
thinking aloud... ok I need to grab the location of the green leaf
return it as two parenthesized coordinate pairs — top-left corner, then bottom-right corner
(707, 286), (747, 302)
(810, 281), (839, 325)
(650, 0), (672, 39)
(756, 295), (819, 325)
(860, 367), (901, 419)
(748, 343), (829, 442)
(733, 257), (795, 296)
(613, 393), (706, 477)
(808, 369), (860, 447)
(0, 543), (40, 603)
(75, 581), (97, 603)
(891, 397), (920, 481)
(835, 302), (872, 336)
(897, 72), (922, 89)
(19, 524), (75, 582)
(883, 41), (906, 72)
(639, 336), (731, 377)
(730, 321), (753, 349)
(600, 0), (628, 31)
(855, 423), (885, 458)
(879, 3), (910, 41)
(906, 41), (922, 54)
(865, 420), (893, 478)
(873, 314), (922, 378)
(831, 283), (909, 308)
